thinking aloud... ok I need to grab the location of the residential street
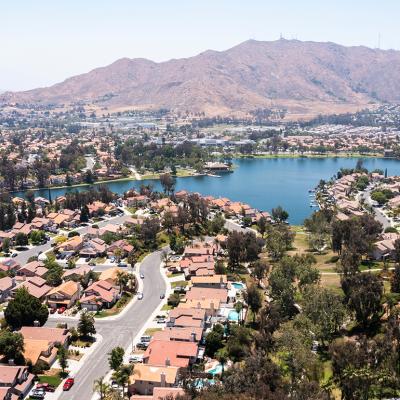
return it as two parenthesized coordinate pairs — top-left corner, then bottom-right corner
(359, 187), (392, 229)
(47, 248), (167, 400)
(14, 214), (131, 265)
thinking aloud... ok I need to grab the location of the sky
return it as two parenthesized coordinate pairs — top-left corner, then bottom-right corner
(1, 0), (399, 91)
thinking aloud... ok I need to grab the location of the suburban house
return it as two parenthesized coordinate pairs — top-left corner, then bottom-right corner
(107, 240), (134, 258)
(130, 387), (185, 400)
(185, 287), (229, 304)
(152, 327), (203, 343)
(56, 235), (84, 254)
(16, 261), (47, 279)
(0, 365), (35, 399)
(98, 267), (124, 286)
(0, 277), (15, 302)
(128, 364), (180, 396)
(20, 327), (70, 366)
(80, 280), (119, 311)
(372, 233), (400, 260)
(190, 275), (227, 289)
(12, 277), (52, 301)
(62, 265), (91, 282)
(0, 260), (20, 274)
(46, 281), (80, 309)
(143, 340), (199, 368)
(79, 238), (107, 258)
(167, 308), (206, 329)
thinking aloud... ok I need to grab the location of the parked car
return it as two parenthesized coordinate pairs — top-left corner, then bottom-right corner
(140, 335), (151, 343)
(36, 383), (55, 392)
(136, 341), (149, 350)
(156, 317), (166, 324)
(128, 355), (143, 363)
(137, 292), (143, 300)
(88, 261), (95, 266)
(111, 381), (119, 389)
(63, 378), (74, 391)
(11, 253), (17, 258)
(118, 262), (128, 268)
(30, 389), (45, 399)
(49, 308), (56, 314)
(140, 273), (144, 279)
(160, 293), (165, 299)
(58, 307), (66, 314)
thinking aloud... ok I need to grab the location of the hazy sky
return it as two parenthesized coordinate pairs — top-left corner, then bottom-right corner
(1, 0), (399, 91)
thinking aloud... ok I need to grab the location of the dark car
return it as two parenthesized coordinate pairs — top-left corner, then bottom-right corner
(36, 383), (55, 392)
(136, 341), (149, 350)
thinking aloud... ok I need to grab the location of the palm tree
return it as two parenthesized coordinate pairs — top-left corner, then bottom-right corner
(112, 364), (133, 396)
(215, 348), (228, 376)
(93, 376), (109, 400)
(234, 301), (243, 325)
(116, 271), (129, 294)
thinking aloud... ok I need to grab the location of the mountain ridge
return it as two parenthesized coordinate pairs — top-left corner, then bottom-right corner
(2, 39), (400, 118)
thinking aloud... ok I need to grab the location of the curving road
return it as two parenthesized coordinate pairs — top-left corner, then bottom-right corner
(47, 249), (166, 400)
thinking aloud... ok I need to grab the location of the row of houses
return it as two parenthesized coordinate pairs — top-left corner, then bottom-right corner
(128, 240), (244, 399)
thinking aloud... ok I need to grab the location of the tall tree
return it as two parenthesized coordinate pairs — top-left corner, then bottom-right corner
(108, 347), (125, 371)
(78, 311), (96, 338)
(5, 288), (48, 329)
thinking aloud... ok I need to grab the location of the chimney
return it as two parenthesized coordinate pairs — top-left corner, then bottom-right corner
(165, 357), (170, 366)
(160, 371), (166, 387)
(190, 332), (197, 342)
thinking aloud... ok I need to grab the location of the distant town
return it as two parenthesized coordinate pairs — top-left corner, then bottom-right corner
(1, 104), (400, 192)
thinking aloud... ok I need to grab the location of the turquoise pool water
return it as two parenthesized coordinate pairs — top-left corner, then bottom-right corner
(232, 282), (245, 290)
(228, 310), (239, 322)
(208, 364), (223, 375)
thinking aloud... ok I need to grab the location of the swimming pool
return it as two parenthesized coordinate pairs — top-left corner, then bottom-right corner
(228, 310), (239, 322)
(232, 282), (245, 290)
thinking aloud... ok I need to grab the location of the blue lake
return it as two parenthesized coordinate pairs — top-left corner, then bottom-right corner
(14, 157), (400, 225)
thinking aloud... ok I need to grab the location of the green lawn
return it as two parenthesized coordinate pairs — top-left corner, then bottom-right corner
(95, 293), (133, 318)
(38, 373), (62, 388)
(161, 304), (173, 311)
(171, 280), (188, 288)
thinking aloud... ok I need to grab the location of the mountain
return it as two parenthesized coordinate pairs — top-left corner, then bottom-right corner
(2, 39), (400, 118)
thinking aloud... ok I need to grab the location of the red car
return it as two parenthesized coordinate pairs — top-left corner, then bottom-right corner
(58, 307), (66, 314)
(36, 383), (55, 392)
(63, 378), (74, 391)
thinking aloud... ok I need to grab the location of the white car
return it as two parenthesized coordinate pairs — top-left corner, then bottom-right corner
(137, 292), (143, 300)
(129, 355), (143, 364)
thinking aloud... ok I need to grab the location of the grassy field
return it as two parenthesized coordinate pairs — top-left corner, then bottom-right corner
(289, 226), (342, 291)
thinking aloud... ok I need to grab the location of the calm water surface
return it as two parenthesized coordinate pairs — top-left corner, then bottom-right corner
(14, 158), (400, 225)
